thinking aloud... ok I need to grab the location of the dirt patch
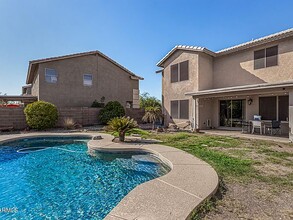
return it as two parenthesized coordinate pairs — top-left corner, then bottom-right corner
(268, 143), (293, 153)
(254, 163), (293, 176)
(205, 181), (293, 220)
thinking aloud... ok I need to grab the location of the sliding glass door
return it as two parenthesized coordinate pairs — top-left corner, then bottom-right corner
(219, 99), (245, 127)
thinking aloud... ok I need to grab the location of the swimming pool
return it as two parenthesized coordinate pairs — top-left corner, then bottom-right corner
(0, 136), (170, 219)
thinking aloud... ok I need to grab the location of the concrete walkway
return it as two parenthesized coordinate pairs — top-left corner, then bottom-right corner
(202, 129), (290, 143)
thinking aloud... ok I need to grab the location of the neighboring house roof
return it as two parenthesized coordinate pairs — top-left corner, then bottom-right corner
(157, 28), (293, 67)
(26, 50), (143, 84)
(185, 81), (293, 98)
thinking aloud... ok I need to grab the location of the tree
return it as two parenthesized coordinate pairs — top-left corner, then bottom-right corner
(98, 101), (125, 124)
(107, 116), (138, 142)
(139, 92), (161, 109)
(142, 106), (162, 130)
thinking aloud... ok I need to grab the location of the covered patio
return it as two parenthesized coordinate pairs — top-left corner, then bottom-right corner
(0, 95), (37, 107)
(186, 81), (293, 141)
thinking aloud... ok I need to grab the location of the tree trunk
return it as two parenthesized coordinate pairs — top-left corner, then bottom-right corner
(119, 131), (125, 142)
(152, 121), (155, 130)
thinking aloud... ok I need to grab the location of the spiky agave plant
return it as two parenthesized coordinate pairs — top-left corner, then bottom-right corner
(107, 116), (138, 142)
(142, 106), (162, 130)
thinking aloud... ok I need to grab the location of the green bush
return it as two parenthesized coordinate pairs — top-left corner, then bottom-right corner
(91, 100), (105, 108)
(91, 96), (105, 108)
(24, 101), (58, 130)
(98, 101), (125, 124)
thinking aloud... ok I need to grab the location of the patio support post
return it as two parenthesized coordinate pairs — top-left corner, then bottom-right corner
(195, 97), (200, 132)
(289, 90), (293, 142)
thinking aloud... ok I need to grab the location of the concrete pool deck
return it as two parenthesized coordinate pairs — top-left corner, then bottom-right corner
(0, 132), (219, 220)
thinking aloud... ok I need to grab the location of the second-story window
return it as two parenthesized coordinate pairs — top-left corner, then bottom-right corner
(170, 60), (189, 83)
(45, 68), (58, 83)
(254, 46), (278, 69)
(83, 74), (93, 86)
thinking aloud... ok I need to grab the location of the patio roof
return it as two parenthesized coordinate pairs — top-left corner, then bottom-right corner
(0, 95), (37, 102)
(185, 81), (293, 98)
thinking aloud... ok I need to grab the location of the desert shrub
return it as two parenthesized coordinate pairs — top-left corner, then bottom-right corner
(24, 101), (58, 130)
(98, 101), (125, 124)
(107, 116), (138, 141)
(63, 117), (76, 130)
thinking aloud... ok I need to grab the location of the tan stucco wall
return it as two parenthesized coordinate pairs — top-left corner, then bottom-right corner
(31, 71), (39, 99)
(198, 98), (213, 129)
(161, 50), (198, 125)
(34, 54), (139, 107)
(161, 37), (293, 129)
(198, 53), (214, 90)
(213, 38), (293, 88)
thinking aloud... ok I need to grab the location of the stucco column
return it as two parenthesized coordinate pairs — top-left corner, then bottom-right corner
(289, 90), (293, 142)
(194, 97), (200, 130)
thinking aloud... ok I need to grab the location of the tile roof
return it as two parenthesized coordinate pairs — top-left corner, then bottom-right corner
(156, 45), (216, 67)
(157, 28), (293, 67)
(216, 28), (293, 55)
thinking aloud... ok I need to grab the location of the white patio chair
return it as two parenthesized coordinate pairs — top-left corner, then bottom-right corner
(251, 120), (262, 135)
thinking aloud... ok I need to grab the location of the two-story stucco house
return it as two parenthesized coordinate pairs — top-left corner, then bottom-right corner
(157, 28), (293, 138)
(22, 50), (143, 108)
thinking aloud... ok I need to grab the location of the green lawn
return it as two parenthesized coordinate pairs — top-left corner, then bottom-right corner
(143, 132), (293, 219)
(146, 132), (293, 187)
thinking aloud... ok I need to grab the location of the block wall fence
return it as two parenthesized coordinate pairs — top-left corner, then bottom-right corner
(0, 107), (145, 130)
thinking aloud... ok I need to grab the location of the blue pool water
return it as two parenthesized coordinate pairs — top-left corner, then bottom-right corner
(0, 136), (170, 219)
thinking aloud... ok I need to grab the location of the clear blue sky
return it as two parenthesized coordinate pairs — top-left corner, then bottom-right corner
(0, 0), (292, 98)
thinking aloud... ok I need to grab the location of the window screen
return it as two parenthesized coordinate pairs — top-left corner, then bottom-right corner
(171, 101), (178, 119)
(179, 61), (189, 81)
(278, 95), (288, 121)
(45, 68), (58, 83)
(259, 96), (277, 120)
(170, 64), (178, 83)
(179, 100), (189, 119)
(83, 74), (93, 86)
(266, 46), (278, 67)
(254, 49), (265, 69)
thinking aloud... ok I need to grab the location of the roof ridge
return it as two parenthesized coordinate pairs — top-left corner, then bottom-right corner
(157, 28), (293, 67)
(29, 50), (99, 63)
(156, 45), (216, 66)
(27, 50), (143, 84)
(216, 28), (293, 54)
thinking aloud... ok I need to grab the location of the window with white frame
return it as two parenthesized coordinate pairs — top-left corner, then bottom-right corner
(45, 68), (58, 83)
(83, 74), (93, 86)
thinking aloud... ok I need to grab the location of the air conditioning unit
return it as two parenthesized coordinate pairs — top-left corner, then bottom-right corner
(206, 119), (212, 128)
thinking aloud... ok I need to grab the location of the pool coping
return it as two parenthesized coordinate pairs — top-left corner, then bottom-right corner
(0, 132), (219, 220)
